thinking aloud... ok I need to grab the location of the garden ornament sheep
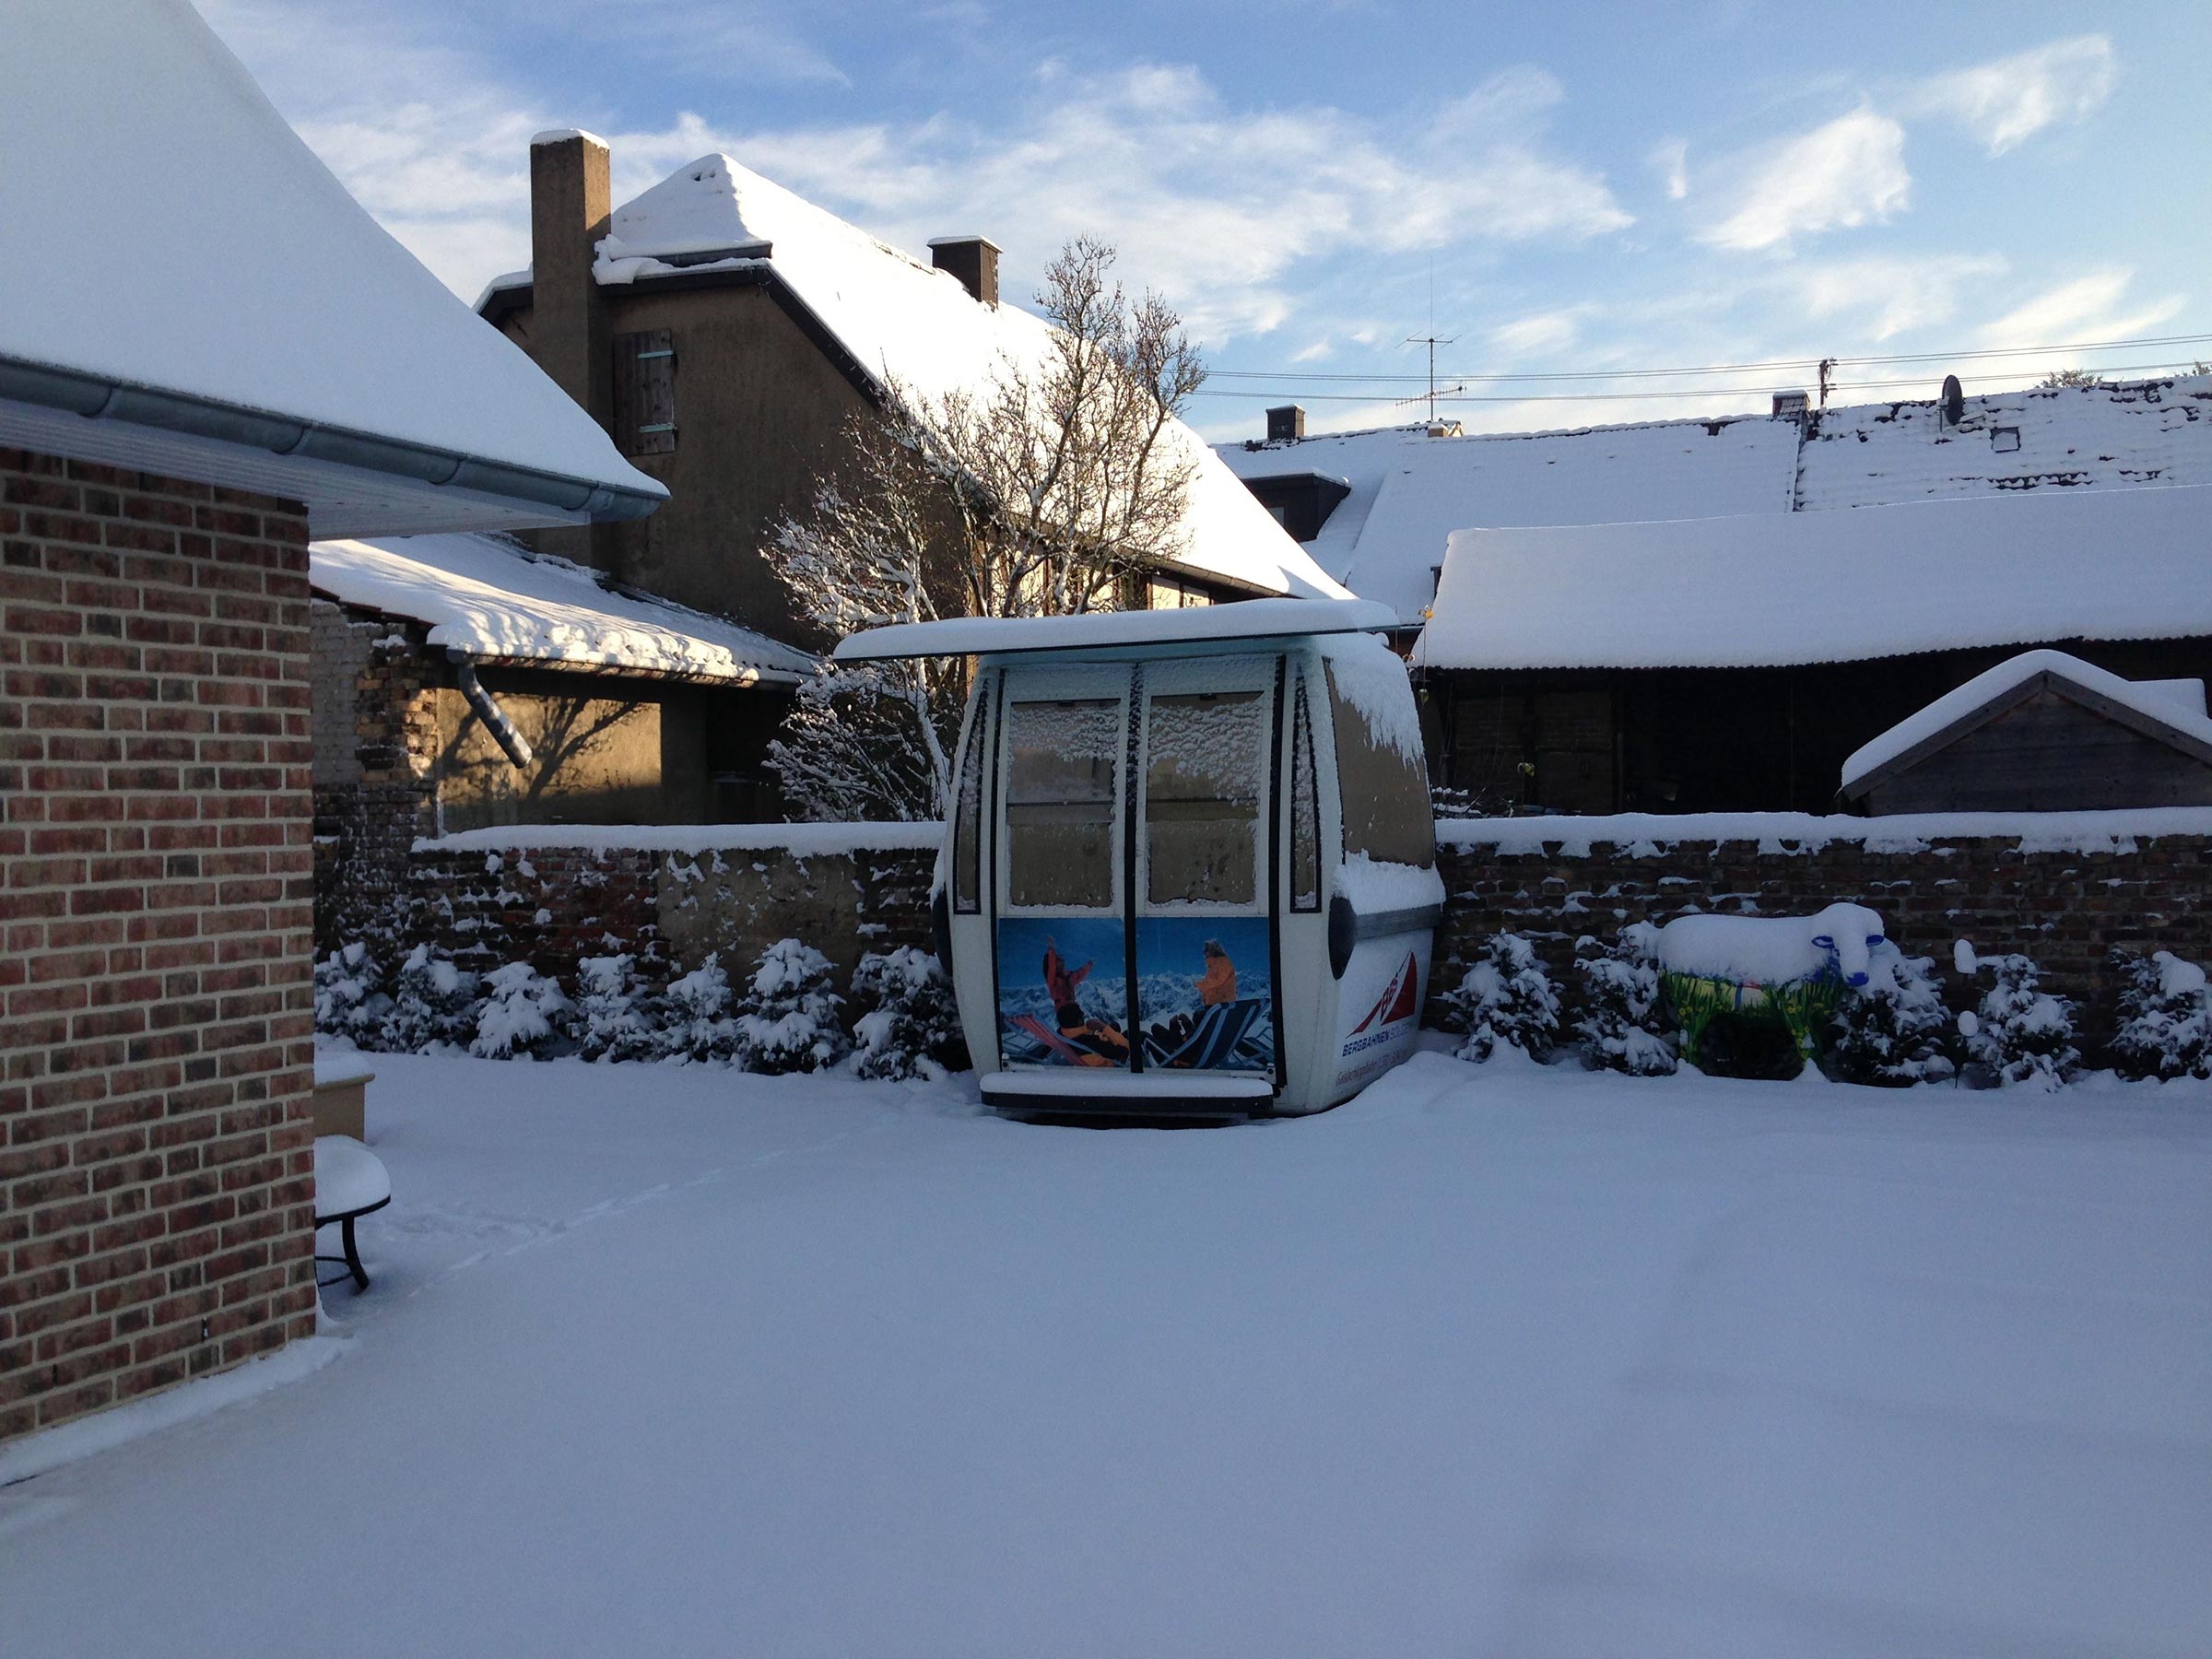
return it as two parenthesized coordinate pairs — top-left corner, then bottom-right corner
(1657, 903), (1888, 1068)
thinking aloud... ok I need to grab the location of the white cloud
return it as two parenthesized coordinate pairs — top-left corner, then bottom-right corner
(1914, 35), (2115, 156)
(1973, 268), (2185, 352)
(1796, 253), (2007, 341)
(1648, 137), (1688, 201)
(1488, 308), (1583, 358)
(1700, 110), (1910, 252)
(208, 9), (1631, 348)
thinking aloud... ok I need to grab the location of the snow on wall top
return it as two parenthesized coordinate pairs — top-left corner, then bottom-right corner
(1840, 648), (2212, 792)
(586, 155), (1347, 603)
(1414, 483), (2212, 672)
(1220, 417), (1800, 620)
(0, 2), (660, 511)
(1220, 376), (2212, 626)
(312, 534), (813, 683)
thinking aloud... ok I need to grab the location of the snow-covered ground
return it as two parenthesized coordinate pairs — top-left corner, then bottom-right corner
(4, 1052), (2208, 1657)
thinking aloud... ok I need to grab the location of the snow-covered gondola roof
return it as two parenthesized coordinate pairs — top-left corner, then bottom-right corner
(490, 152), (1347, 604)
(1413, 484), (2212, 672)
(0, 1), (664, 537)
(834, 598), (1397, 662)
(313, 534), (812, 684)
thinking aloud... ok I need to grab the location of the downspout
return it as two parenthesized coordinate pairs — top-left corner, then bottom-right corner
(453, 656), (534, 770)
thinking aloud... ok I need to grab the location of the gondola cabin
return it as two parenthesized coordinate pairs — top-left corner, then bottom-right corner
(833, 599), (1441, 1121)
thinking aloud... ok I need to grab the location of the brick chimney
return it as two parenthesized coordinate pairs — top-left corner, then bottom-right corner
(530, 131), (614, 432)
(928, 235), (1000, 307)
(1266, 404), (1306, 442)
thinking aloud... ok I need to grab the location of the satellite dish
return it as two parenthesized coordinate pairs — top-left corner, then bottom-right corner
(1940, 374), (1965, 427)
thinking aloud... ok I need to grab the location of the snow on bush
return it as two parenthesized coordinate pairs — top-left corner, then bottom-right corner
(653, 954), (741, 1065)
(1826, 943), (1957, 1088)
(377, 946), (480, 1053)
(735, 940), (850, 1075)
(312, 943), (387, 1045)
(1961, 948), (2079, 1091)
(575, 953), (658, 1064)
(849, 947), (966, 1081)
(1447, 933), (1559, 1064)
(1572, 923), (1677, 1076)
(470, 961), (574, 1060)
(2107, 947), (2212, 1082)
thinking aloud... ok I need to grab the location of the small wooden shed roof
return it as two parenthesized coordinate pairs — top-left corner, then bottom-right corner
(1841, 649), (2212, 812)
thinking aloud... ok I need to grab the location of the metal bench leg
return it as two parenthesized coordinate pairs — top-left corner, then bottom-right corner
(342, 1215), (370, 1291)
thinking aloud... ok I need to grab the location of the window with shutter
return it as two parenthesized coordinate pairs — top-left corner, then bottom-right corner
(613, 330), (677, 455)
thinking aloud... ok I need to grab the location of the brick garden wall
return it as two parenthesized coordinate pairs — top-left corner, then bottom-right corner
(2, 448), (318, 1444)
(371, 827), (938, 996)
(1431, 812), (2212, 1045)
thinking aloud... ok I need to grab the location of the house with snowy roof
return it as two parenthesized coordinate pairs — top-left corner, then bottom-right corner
(1221, 376), (2212, 812)
(0, 1), (661, 1444)
(477, 135), (1346, 651)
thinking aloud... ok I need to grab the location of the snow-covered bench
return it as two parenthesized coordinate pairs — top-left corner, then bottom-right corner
(314, 1135), (392, 1292)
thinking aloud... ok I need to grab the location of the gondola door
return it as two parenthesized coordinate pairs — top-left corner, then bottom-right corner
(1131, 655), (1279, 1079)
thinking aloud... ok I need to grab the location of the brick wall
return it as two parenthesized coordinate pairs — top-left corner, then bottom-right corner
(382, 833), (937, 995)
(311, 605), (439, 956)
(1431, 817), (2212, 1044)
(2, 447), (317, 1444)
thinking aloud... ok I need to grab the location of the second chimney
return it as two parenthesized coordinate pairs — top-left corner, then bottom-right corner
(929, 235), (1000, 307)
(530, 129), (614, 432)
(1267, 404), (1306, 442)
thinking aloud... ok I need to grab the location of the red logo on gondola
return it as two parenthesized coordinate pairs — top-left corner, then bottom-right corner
(1350, 951), (1420, 1035)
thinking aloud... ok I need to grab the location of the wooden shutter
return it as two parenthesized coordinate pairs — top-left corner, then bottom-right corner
(614, 330), (677, 455)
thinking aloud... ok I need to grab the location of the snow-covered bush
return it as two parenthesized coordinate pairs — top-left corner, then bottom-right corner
(2107, 948), (2212, 1082)
(313, 943), (388, 1045)
(1572, 923), (1677, 1076)
(469, 961), (574, 1060)
(849, 947), (966, 1081)
(575, 953), (658, 1064)
(653, 954), (741, 1065)
(735, 940), (850, 1075)
(1826, 943), (1956, 1088)
(1962, 949), (2078, 1090)
(377, 946), (480, 1053)
(1447, 933), (1559, 1063)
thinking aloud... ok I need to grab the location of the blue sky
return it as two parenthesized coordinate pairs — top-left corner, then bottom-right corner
(206, 0), (2211, 439)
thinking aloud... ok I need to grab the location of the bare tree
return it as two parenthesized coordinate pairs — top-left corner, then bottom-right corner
(766, 238), (1206, 821)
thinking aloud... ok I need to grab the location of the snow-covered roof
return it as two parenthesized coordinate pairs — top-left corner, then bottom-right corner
(1222, 376), (2212, 624)
(834, 598), (1396, 662)
(312, 534), (812, 684)
(0, 1), (663, 537)
(558, 154), (1346, 603)
(1841, 649), (2212, 793)
(1413, 484), (2212, 672)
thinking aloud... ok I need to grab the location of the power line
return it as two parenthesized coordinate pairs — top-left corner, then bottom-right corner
(1204, 330), (2212, 388)
(1188, 357), (2212, 405)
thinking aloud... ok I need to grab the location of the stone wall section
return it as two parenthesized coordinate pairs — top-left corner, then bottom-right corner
(2, 448), (317, 1444)
(1430, 828), (2212, 1043)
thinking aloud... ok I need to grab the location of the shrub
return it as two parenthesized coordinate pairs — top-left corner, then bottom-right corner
(1447, 932), (1560, 1063)
(1572, 923), (1677, 1076)
(1827, 943), (1957, 1087)
(653, 953), (741, 1065)
(313, 943), (388, 1046)
(2108, 948), (2212, 1081)
(377, 946), (480, 1053)
(470, 961), (574, 1060)
(1963, 951), (2078, 1090)
(575, 953), (658, 1064)
(735, 939), (850, 1075)
(850, 947), (967, 1080)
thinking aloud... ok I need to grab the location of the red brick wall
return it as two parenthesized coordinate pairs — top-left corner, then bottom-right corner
(2, 448), (317, 1443)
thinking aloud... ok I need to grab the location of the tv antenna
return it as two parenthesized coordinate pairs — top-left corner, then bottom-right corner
(1405, 331), (1459, 422)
